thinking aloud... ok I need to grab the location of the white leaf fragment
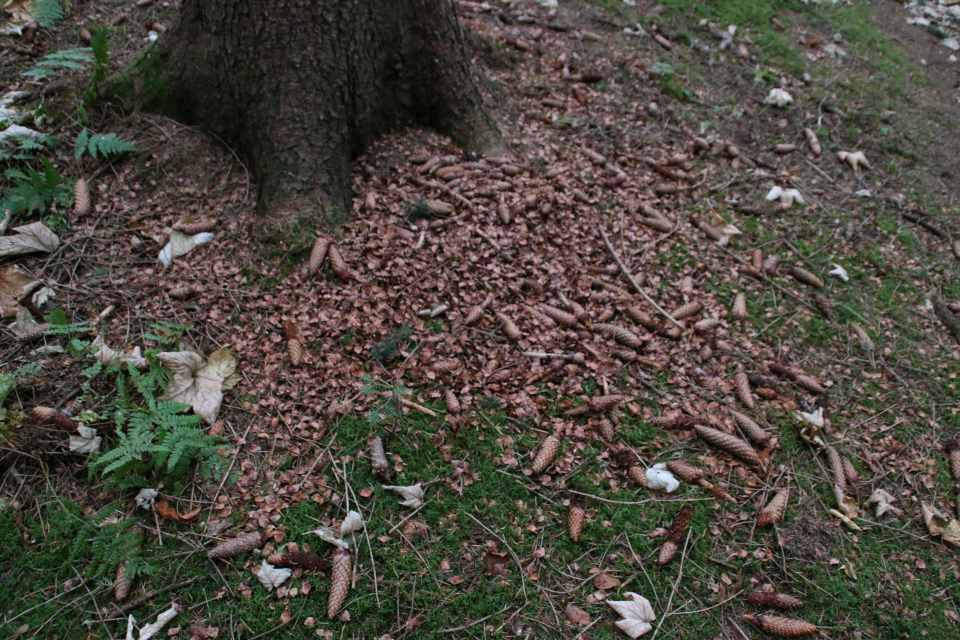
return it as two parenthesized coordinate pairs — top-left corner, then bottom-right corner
(256, 559), (292, 591)
(867, 489), (902, 517)
(340, 510), (364, 537)
(764, 88), (793, 107)
(383, 483), (426, 508)
(69, 426), (102, 453)
(645, 464), (679, 493)
(607, 592), (656, 638)
(158, 231), (215, 268)
(135, 488), (159, 509)
(138, 605), (179, 640)
(158, 348), (236, 424)
(828, 264), (849, 282)
(93, 335), (149, 369)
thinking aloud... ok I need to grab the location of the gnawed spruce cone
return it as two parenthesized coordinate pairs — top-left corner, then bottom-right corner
(694, 425), (762, 466)
(531, 435), (561, 474)
(730, 411), (771, 448)
(946, 439), (960, 480)
(742, 615), (817, 637)
(745, 591), (804, 610)
(33, 406), (80, 430)
(370, 436), (394, 481)
(566, 394), (630, 417)
(758, 490), (789, 527)
(734, 372), (755, 409)
(825, 447), (846, 492)
(732, 292), (747, 320)
(208, 532), (267, 559)
(267, 552), (331, 572)
(328, 548), (351, 619)
(656, 505), (693, 568)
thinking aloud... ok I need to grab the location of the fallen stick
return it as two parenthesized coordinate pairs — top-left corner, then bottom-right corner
(599, 228), (682, 328)
(110, 572), (215, 615)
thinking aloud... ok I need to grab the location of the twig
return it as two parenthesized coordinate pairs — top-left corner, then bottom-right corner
(113, 572), (214, 615)
(651, 527), (694, 640)
(438, 605), (513, 633)
(599, 228), (682, 328)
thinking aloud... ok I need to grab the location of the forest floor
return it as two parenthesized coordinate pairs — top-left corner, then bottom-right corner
(2, 0), (960, 639)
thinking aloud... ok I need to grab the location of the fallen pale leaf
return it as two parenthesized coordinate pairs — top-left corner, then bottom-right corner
(866, 489), (902, 517)
(158, 348), (236, 424)
(592, 572), (620, 590)
(154, 500), (202, 523)
(256, 559), (292, 591)
(158, 231), (215, 268)
(607, 592), (656, 638)
(0, 222), (59, 258)
(135, 488), (158, 509)
(136, 605), (179, 640)
(382, 483), (425, 508)
(69, 426), (101, 453)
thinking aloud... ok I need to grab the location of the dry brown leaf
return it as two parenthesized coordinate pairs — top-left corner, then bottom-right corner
(0, 265), (38, 318)
(154, 500), (202, 523)
(482, 550), (510, 575)
(592, 572), (620, 590)
(159, 348), (237, 424)
(565, 602), (591, 627)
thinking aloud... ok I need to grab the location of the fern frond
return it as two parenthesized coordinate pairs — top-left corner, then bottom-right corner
(74, 129), (138, 159)
(33, 0), (64, 28)
(22, 47), (93, 80)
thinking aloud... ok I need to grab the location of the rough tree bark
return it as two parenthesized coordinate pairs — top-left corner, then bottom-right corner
(145, 0), (502, 231)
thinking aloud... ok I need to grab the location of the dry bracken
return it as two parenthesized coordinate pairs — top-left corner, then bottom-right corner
(694, 425), (762, 466)
(758, 490), (789, 527)
(328, 549), (351, 619)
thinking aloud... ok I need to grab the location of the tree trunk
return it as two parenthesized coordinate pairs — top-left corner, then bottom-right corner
(148, 0), (502, 231)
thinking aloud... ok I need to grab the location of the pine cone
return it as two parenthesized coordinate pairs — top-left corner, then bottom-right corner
(531, 435), (561, 474)
(208, 532), (267, 559)
(656, 505), (693, 568)
(305, 235), (331, 274)
(74, 178), (90, 216)
(767, 362), (797, 381)
(702, 481), (738, 504)
(462, 295), (491, 326)
(173, 218), (217, 234)
(625, 307), (661, 331)
(756, 387), (777, 401)
(592, 323), (645, 349)
(946, 439), (960, 481)
(370, 436), (394, 481)
(694, 425), (762, 466)
(556, 291), (586, 319)
(641, 216), (673, 232)
(842, 456), (861, 485)
(740, 266), (765, 281)
(812, 293), (835, 320)
(666, 459), (704, 484)
(32, 406), (79, 430)
(745, 591), (804, 610)
(757, 491), (789, 527)
(328, 549), (351, 619)
(328, 245), (350, 280)
(851, 323), (874, 350)
(287, 338), (303, 366)
(568, 503), (585, 542)
(693, 318), (720, 333)
(598, 418), (615, 441)
(444, 390), (461, 414)
(730, 411), (771, 448)
(732, 292), (747, 320)
(788, 267), (824, 288)
(825, 447), (846, 492)
(430, 359), (461, 374)
(496, 312), (523, 341)
(734, 372), (755, 409)
(567, 395), (630, 417)
(267, 552), (331, 572)
(742, 615), (817, 637)
(794, 374), (826, 395)
(540, 304), (579, 328)
(670, 301), (702, 320)
(114, 560), (132, 602)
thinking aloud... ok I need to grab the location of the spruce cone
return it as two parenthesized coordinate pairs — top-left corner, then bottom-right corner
(842, 456), (861, 485)
(628, 464), (648, 487)
(556, 290), (587, 319)
(745, 591), (804, 610)
(946, 439), (960, 481)
(767, 362), (797, 381)
(598, 418), (615, 441)
(567, 395), (630, 417)
(794, 374), (826, 395)
(692, 318), (719, 333)
(444, 390), (461, 414)
(788, 267), (824, 288)
(757, 491), (789, 527)
(496, 312), (523, 341)
(208, 532), (267, 559)
(287, 338), (303, 366)
(430, 359), (461, 374)
(812, 293), (835, 320)
(742, 615), (817, 637)
(173, 218), (217, 234)
(592, 323), (645, 349)
(531, 435), (561, 474)
(370, 436), (394, 481)
(568, 501), (585, 542)
(32, 406), (80, 430)
(114, 560), (132, 602)
(328, 549), (351, 619)
(734, 372), (755, 409)
(641, 216), (673, 232)
(74, 178), (90, 216)
(741, 266), (765, 281)
(540, 304), (579, 328)
(732, 292), (747, 320)
(703, 481), (738, 504)
(730, 411), (771, 448)
(851, 323), (874, 350)
(670, 301), (702, 320)
(266, 552), (331, 572)
(625, 307), (661, 332)
(306, 235), (331, 274)
(825, 447), (846, 492)
(694, 425), (762, 466)
(666, 459), (704, 484)
(462, 295), (492, 326)
(328, 245), (350, 280)
(656, 505), (694, 568)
